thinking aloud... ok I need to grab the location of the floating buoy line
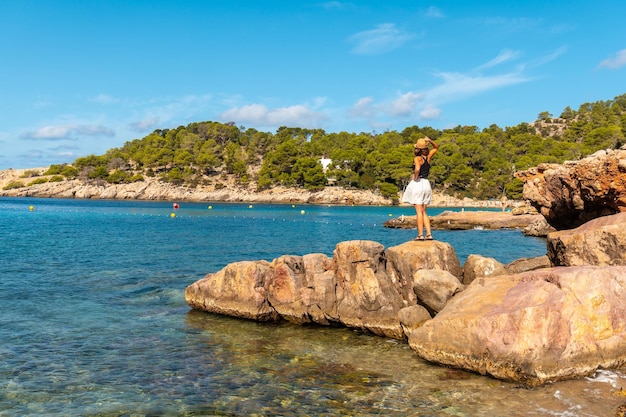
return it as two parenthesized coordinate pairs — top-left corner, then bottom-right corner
(19, 202), (390, 227)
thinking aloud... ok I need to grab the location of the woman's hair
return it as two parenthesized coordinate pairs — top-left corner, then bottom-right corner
(414, 147), (429, 157)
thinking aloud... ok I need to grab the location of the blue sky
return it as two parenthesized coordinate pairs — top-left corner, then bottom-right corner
(1, 0), (625, 169)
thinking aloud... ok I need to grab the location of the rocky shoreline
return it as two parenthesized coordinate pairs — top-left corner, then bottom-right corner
(185, 212), (626, 388)
(1, 167), (510, 208)
(384, 209), (555, 236)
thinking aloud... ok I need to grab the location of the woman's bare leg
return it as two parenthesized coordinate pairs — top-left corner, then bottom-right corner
(415, 204), (424, 237)
(422, 204), (432, 237)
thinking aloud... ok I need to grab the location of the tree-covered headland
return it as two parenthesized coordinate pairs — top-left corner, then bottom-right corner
(44, 93), (626, 202)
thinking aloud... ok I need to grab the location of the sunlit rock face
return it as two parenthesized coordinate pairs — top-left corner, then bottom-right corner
(186, 211), (626, 386)
(516, 147), (626, 230)
(185, 239), (461, 339)
(408, 266), (626, 386)
(547, 212), (626, 266)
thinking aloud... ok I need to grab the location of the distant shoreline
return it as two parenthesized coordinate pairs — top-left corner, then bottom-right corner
(0, 167), (517, 208)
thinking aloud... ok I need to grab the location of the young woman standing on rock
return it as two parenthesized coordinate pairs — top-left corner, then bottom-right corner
(402, 136), (439, 240)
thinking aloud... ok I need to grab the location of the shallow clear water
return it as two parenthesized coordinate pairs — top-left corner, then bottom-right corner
(1, 197), (624, 416)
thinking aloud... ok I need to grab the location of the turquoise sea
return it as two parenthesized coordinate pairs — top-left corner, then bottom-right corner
(1, 197), (624, 417)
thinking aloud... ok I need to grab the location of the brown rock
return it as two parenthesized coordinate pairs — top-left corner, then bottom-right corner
(333, 240), (405, 338)
(185, 260), (278, 321)
(267, 255), (314, 324)
(505, 255), (551, 274)
(408, 266), (626, 386)
(413, 269), (464, 313)
(547, 212), (626, 266)
(461, 254), (507, 285)
(385, 240), (462, 306)
(516, 148), (626, 230)
(266, 253), (337, 325)
(185, 239), (465, 339)
(522, 215), (556, 237)
(384, 211), (539, 230)
(398, 305), (432, 339)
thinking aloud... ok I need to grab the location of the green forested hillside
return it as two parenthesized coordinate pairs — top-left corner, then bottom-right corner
(46, 93), (626, 201)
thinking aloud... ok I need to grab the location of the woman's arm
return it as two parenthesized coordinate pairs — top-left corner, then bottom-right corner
(413, 155), (422, 180)
(426, 137), (438, 160)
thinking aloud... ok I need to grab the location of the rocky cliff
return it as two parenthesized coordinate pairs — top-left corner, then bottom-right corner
(516, 146), (626, 230)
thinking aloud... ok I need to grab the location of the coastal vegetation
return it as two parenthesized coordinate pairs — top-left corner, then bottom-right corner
(15, 93), (626, 201)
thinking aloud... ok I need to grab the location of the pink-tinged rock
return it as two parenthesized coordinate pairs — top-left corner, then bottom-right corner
(267, 254), (336, 325)
(408, 266), (626, 386)
(185, 260), (279, 321)
(385, 240), (462, 306)
(333, 240), (405, 338)
(547, 212), (626, 266)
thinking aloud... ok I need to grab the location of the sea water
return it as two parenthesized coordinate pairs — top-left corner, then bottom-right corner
(1, 197), (624, 417)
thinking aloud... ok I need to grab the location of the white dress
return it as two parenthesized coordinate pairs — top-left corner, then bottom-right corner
(402, 178), (432, 205)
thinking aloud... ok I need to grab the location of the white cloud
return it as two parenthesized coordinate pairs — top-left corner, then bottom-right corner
(419, 104), (441, 119)
(348, 66), (528, 128)
(349, 92), (426, 123)
(530, 46), (567, 67)
(348, 97), (376, 119)
(598, 49), (626, 69)
(389, 92), (424, 116)
(475, 49), (522, 71)
(220, 103), (327, 127)
(20, 124), (115, 141)
(426, 71), (528, 101)
(128, 117), (160, 133)
(349, 23), (414, 55)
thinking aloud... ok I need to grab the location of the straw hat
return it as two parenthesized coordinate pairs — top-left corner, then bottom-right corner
(415, 138), (428, 149)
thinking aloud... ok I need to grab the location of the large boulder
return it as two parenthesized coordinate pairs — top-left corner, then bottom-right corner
(385, 240), (462, 306)
(332, 240), (405, 338)
(408, 266), (626, 386)
(185, 239), (464, 339)
(267, 254), (336, 325)
(516, 148), (626, 230)
(185, 260), (278, 321)
(547, 212), (626, 266)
